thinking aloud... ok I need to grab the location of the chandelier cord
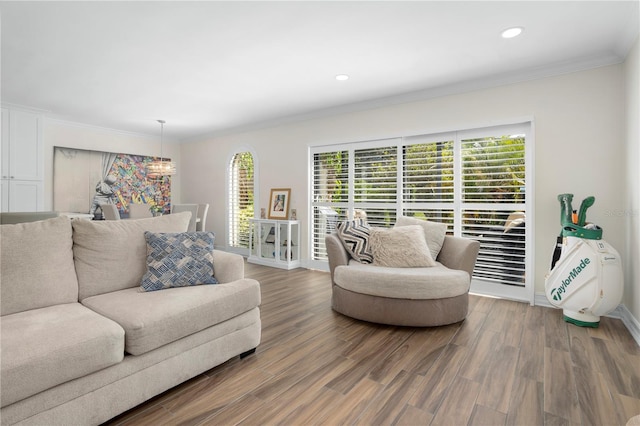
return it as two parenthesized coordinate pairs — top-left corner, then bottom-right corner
(158, 119), (166, 162)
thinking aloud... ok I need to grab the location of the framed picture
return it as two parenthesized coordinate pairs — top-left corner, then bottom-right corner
(268, 188), (290, 219)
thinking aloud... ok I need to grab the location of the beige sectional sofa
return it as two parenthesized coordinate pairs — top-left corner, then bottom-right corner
(0, 213), (261, 425)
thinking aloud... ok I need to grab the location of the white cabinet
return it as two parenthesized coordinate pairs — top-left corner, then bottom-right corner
(248, 219), (300, 270)
(6, 180), (44, 212)
(1, 107), (44, 212)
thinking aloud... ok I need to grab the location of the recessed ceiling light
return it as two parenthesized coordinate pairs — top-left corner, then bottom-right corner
(501, 27), (523, 39)
(335, 74), (349, 81)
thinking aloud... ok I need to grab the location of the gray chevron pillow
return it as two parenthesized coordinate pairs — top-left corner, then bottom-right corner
(141, 231), (218, 292)
(336, 219), (373, 263)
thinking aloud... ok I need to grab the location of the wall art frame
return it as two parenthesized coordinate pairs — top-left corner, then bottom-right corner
(268, 188), (290, 219)
(53, 146), (172, 218)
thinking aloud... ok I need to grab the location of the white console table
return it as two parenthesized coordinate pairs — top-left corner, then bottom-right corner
(248, 219), (300, 270)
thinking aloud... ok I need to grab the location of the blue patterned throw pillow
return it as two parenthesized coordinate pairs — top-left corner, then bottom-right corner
(141, 232), (218, 292)
(336, 219), (373, 263)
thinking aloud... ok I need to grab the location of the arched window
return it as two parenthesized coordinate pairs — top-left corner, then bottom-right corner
(227, 151), (255, 253)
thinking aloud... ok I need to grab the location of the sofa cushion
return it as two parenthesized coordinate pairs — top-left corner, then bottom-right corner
(73, 212), (191, 300)
(0, 216), (79, 316)
(369, 225), (436, 267)
(141, 231), (218, 292)
(395, 216), (447, 260)
(336, 219), (373, 263)
(0, 303), (124, 407)
(334, 262), (470, 300)
(82, 278), (261, 355)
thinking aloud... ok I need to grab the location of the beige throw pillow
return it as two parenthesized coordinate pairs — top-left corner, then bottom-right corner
(394, 216), (447, 260)
(369, 225), (436, 268)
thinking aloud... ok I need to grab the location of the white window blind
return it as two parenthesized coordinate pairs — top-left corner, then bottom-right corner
(463, 209), (526, 286)
(402, 138), (456, 231)
(403, 141), (454, 204)
(310, 123), (532, 301)
(354, 145), (398, 227)
(461, 135), (526, 203)
(460, 133), (526, 287)
(228, 152), (254, 251)
(312, 150), (349, 259)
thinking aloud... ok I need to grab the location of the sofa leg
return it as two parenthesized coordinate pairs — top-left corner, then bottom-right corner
(240, 348), (256, 359)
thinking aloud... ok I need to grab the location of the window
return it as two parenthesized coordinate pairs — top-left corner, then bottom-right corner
(311, 150), (349, 258)
(310, 123), (532, 301)
(354, 143), (398, 227)
(228, 151), (255, 254)
(460, 133), (526, 289)
(402, 136), (456, 229)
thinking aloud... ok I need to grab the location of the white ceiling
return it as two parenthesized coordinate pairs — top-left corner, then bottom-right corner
(1, 1), (638, 141)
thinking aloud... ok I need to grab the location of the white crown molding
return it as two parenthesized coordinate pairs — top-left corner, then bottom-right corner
(1, 102), (50, 114)
(44, 117), (179, 143)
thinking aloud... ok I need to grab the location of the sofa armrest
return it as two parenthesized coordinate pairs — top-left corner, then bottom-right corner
(436, 236), (480, 277)
(213, 250), (245, 283)
(325, 233), (350, 284)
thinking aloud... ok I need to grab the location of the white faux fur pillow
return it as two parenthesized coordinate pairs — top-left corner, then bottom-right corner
(369, 225), (436, 268)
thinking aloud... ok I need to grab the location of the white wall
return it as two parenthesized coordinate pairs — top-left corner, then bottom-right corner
(624, 36), (640, 324)
(181, 64), (627, 299)
(43, 119), (181, 210)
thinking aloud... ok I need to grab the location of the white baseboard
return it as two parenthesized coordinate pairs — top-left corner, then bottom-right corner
(534, 292), (640, 347)
(612, 304), (640, 348)
(534, 293), (553, 308)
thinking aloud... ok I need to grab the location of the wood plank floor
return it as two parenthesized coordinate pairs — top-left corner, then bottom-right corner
(106, 262), (640, 426)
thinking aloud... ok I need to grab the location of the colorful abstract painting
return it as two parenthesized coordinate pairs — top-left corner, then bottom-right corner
(54, 147), (172, 218)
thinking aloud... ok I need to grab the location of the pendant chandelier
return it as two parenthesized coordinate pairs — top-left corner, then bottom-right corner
(146, 119), (176, 178)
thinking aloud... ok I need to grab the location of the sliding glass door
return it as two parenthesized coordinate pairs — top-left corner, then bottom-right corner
(310, 122), (532, 302)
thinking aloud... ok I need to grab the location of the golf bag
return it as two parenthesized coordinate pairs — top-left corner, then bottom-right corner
(544, 194), (623, 327)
